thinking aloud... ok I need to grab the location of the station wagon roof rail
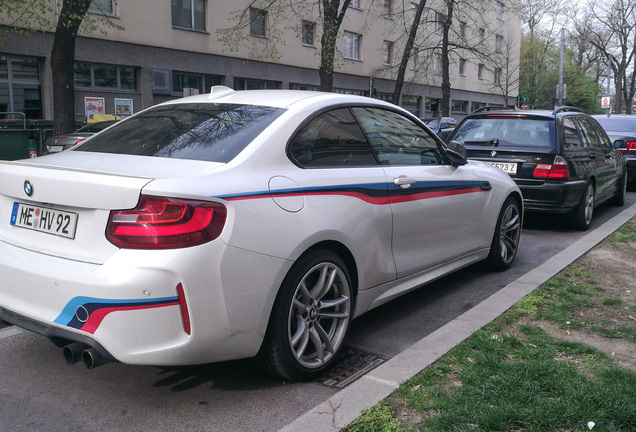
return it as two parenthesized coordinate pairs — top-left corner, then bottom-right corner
(552, 106), (586, 115)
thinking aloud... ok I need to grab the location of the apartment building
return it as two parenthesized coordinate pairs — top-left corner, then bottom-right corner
(0, 0), (520, 123)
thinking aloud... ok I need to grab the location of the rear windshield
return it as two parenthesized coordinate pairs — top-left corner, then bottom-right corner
(593, 116), (636, 133)
(76, 103), (285, 163)
(452, 118), (555, 148)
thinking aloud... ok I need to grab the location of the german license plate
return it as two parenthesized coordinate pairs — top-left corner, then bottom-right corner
(47, 145), (64, 153)
(10, 202), (78, 239)
(488, 162), (517, 174)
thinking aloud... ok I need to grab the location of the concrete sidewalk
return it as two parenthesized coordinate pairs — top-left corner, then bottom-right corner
(281, 202), (636, 432)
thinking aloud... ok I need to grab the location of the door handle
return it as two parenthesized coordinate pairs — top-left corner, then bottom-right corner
(393, 176), (416, 188)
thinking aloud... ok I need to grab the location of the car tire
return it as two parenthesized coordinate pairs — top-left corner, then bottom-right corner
(612, 172), (627, 207)
(486, 196), (521, 271)
(573, 182), (594, 231)
(255, 250), (353, 381)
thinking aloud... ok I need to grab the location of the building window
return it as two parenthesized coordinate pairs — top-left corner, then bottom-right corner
(334, 88), (366, 96)
(173, 72), (222, 94)
(383, 0), (392, 16)
(0, 55), (42, 119)
(452, 100), (468, 113)
(290, 83), (320, 91)
(171, 0), (205, 31)
(471, 101), (486, 112)
(302, 21), (315, 46)
(234, 78), (280, 90)
(495, 34), (503, 53)
(74, 62), (138, 91)
(344, 32), (361, 60)
(425, 97), (440, 112)
(434, 53), (442, 75)
(88, 0), (115, 16)
(496, 2), (504, 20)
(494, 68), (501, 84)
(383, 40), (393, 65)
(409, 50), (418, 70)
(250, 8), (267, 37)
(478, 63), (484, 79)
(459, 21), (467, 38)
(401, 94), (421, 117)
(350, 0), (360, 9)
(459, 58), (466, 76)
(436, 13), (445, 34)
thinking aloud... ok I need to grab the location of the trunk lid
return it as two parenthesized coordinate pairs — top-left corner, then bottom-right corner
(465, 146), (558, 186)
(0, 153), (223, 263)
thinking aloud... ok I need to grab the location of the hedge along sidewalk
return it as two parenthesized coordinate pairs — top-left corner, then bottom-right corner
(280, 202), (636, 432)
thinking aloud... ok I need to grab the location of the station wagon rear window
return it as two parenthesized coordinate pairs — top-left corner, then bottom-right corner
(453, 118), (555, 148)
(76, 103), (285, 163)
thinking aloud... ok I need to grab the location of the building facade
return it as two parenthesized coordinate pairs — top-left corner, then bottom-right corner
(0, 0), (520, 124)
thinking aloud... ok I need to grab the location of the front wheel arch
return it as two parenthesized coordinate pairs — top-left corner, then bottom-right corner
(255, 247), (356, 381)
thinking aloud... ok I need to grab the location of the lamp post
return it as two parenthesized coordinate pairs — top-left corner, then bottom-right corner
(558, 28), (565, 106)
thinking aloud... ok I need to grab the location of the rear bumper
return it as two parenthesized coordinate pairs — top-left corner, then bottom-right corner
(517, 179), (586, 213)
(0, 238), (290, 366)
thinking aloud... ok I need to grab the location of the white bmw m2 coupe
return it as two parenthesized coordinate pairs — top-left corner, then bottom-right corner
(0, 87), (522, 380)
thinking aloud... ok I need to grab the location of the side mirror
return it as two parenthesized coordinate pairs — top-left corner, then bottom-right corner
(446, 140), (468, 166)
(614, 139), (626, 149)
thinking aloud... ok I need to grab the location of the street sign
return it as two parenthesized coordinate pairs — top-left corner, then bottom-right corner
(518, 93), (529, 105)
(601, 96), (611, 108)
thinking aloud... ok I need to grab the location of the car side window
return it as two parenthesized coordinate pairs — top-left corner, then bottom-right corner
(585, 117), (613, 151)
(352, 107), (444, 166)
(562, 117), (583, 148)
(573, 117), (597, 149)
(289, 108), (378, 167)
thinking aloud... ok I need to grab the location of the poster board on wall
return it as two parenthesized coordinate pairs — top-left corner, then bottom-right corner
(115, 98), (133, 117)
(84, 97), (105, 120)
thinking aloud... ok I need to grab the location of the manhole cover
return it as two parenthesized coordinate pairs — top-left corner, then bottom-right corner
(315, 347), (386, 388)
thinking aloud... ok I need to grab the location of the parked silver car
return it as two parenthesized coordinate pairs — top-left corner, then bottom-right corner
(44, 120), (119, 154)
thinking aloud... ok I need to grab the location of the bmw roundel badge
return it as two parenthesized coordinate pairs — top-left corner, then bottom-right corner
(490, 151), (497, 157)
(24, 180), (33, 197)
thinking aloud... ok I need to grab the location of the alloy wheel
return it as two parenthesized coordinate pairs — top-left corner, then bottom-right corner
(498, 202), (521, 265)
(287, 262), (351, 369)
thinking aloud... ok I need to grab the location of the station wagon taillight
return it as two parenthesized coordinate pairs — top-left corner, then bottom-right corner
(626, 141), (636, 151)
(532, 155), (570, 179)
(106, 195), (227, 249)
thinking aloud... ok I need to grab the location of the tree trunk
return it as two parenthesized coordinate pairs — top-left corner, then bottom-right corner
(51, 0), (92, 134)
(614, 63), (625, 114)
(440, 0), (455, 117)
(392, 0), (428, 104)
(319, 0), (351, 92)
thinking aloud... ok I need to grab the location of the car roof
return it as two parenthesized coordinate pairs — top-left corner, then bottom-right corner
(155, 86), (396, 111)
(467, 106), (588, 118)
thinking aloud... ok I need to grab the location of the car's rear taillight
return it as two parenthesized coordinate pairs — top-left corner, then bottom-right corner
(73, 139), (85, 146)
(626, 141), (636, 151)
(532, 155), (570, 179)
(106, 195), (227, 249)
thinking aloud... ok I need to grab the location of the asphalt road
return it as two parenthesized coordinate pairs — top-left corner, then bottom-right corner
(1, 193), (634, 432)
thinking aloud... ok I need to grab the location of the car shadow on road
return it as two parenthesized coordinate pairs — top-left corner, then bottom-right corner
(152, 360), (287, 392)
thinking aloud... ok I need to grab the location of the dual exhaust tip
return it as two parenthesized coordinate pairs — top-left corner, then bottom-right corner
(62, 342), (110, 369)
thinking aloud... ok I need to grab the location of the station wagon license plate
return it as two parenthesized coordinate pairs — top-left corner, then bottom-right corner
(10, 202), (78, 239)
(488, 162), (517, 174)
